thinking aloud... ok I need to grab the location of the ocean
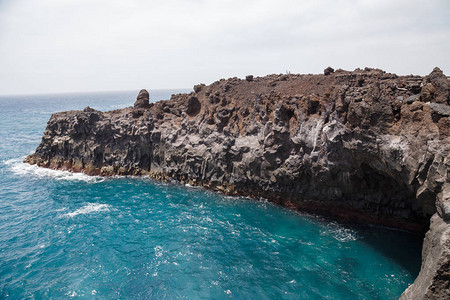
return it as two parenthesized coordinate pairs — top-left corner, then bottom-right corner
(0, 90), (422, 299)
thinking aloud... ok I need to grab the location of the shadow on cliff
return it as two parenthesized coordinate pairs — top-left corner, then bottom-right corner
(355, 224), (424, 277)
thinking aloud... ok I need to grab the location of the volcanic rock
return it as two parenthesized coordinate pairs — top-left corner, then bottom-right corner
(25, 68), (450, 298)
(186, 96), (201, 117)
(194, 84), (205, 93)
(324, 66), (334, 75)
(425, 67), (449, 104)
(134, 89), (150, 109)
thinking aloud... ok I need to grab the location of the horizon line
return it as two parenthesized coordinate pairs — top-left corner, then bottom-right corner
(0, 87), (192, 98)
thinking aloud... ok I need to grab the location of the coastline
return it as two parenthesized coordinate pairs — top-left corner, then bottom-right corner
(22, 158), (429, 234)
(25, 68), (450, 298)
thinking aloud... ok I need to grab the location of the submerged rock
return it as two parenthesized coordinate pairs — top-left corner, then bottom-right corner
(25, 68), (450, 298)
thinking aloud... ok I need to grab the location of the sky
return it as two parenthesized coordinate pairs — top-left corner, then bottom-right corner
(0, 0), (449, 95)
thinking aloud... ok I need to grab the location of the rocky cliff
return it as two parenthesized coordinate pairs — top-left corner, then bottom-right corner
(25, 67), (450, 298)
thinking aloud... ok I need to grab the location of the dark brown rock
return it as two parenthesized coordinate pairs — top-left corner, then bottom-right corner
(324, 66), (334, 75)
(421, 83), (437, 103)
(134, 89), (150, 109)
(425, 67), (449, 104)
(245, 75), (254, 82)
(186, 96), (201, 117)
(194, 84), (205, 93)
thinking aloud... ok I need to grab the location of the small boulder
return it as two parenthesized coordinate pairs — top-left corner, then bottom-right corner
(134, 89), (150, 109)
(404, 94), (420, 104)
(425, 67), (449, 104)
(428, 102), (450, 117)
(83, 106), (96, 112)
(194, 84), (205, 93)
(420, 83), (436, 103)
(281, 75), (289, 81)
(245, 75), (254, 82)
(324, 67), (334, 76)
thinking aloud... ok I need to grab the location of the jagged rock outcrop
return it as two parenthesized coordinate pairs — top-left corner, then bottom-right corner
(134, 89), (150, 109)
(25, 68), (450, 298)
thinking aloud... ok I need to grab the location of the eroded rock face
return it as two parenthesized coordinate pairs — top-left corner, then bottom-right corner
(186, 96), (201, 117)
(401, 211), (450, 299)
(25, 68), (450, 298)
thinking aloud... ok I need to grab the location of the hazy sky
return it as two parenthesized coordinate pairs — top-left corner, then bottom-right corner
(0, 0), (449, 95)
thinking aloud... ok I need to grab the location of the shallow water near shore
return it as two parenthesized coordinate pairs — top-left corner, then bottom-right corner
(0, 91), (422, 299)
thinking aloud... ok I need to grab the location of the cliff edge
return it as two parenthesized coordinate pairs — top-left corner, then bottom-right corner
(25, 67), (450, 298)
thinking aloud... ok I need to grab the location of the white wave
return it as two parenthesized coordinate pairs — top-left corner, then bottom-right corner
(64, 203), (111, 217)
(332, 228), (358, 242)
(287, 279), (296, 284)
(4, 158), (104, 183)
(324, 222), (358, 242)
(3, 158), (21, 166)
(66, 291), (78, 298)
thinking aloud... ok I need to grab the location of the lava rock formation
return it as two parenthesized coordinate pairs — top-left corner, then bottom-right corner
(26, 67), (450, 299)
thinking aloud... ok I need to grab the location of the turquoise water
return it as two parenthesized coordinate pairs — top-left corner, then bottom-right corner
(0, 91), (422, 299)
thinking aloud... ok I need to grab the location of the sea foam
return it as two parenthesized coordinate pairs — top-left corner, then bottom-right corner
(65, 203), (111, 217)
(4, 158), (104, 183)
(324, 222), (359, 242)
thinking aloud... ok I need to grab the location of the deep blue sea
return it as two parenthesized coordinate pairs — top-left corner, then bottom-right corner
(0, 90), (422, 299)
